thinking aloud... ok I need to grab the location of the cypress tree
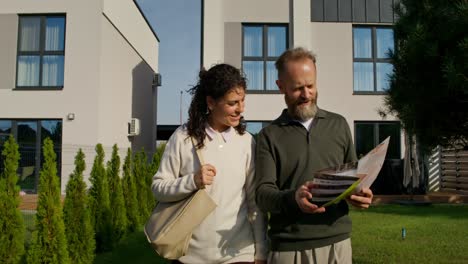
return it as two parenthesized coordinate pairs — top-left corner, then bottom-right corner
(146, 144), (166, 214)
(0, 135), (25, 263)
(122, 148), (139, 232)
(88, 144), (112, 252)
(63, 149), (95, 264)
(107, 144), (127, 247)
(133, 150), (149, 224)
(27, 138), (70, 264)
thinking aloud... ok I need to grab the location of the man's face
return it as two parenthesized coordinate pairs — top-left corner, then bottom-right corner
(276, 58), (318, 121)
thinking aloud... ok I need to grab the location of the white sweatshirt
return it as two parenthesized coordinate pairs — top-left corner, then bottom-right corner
(152, 126), (268, 264)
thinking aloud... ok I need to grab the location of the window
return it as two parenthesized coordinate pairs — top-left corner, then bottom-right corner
(242, 24), (288, 91)
(355, 121), (400, 159)
(353, 26), (393, 93)
(0, 119), (62, 193)
(246, 121), (270, 137)
(16, 15), (66, 89)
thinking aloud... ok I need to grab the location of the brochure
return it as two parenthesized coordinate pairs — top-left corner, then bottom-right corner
(310, 137), (390, 207)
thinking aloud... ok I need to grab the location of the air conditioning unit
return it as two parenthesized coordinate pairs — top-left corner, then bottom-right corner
(128, 118), (140, 136)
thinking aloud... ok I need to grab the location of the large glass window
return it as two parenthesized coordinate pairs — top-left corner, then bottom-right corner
(353, 26), (393, 93)
(355, 121), (400, 159)
(242, 24), (288, 91)
(246, 121), (270, 138)
(16, 15), (66, 89)
(0, 119), (62, 193)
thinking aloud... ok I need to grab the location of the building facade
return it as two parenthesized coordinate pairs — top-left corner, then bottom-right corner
(202, 0), (407, 193)
(0, 0), (160, 193)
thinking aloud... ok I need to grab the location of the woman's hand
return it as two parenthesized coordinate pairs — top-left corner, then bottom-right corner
(194, 164), (216, 189)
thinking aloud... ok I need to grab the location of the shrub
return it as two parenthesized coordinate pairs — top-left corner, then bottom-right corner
(0, 135), (25, 263)
(107, 145), (127, 247)
(63, 149), (95, 263)
(27, 138), (70, 264)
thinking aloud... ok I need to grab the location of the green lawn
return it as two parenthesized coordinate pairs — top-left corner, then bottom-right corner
(351, 204), (468, 264)
(93, 230), (168, 264)
(23, 205), (468, 263)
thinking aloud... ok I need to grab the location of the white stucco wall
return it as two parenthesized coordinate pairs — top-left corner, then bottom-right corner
(103, 0), (158, 72)
(203, 0), (404, 158)
(0, 0), (159, 192)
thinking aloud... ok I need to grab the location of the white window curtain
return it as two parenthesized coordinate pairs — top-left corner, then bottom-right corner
(354, 62), (374, 91)
(17, 56), (40, 86)
(19, 17), (40, 51)
(266, 61), (278, 90)
(244, 27), (262, 57)
(267, 27), (286, 57)
(45, 17), (65, 51)
(42, 55), (64, 86)
(376, 63), (393, 91)
(353, 28), (372, 58)
(376, 28), (394, 58)
(243, 61), (263, 90)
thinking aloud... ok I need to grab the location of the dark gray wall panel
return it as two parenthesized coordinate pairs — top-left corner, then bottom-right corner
(353, 0), (366, 22)
(324, 0), (338, 21)
(380, 0), (394, 22)
(338, 0), (352, 22)
(311, 0), (324, 21)
(366, 0), (380, 22)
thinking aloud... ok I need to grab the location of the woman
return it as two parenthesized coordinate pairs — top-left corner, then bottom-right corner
(152, 64), (267, 264)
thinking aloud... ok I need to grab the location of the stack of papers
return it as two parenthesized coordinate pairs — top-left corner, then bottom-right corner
(310, 137), (390, 207)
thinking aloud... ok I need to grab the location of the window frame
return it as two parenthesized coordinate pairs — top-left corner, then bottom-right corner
(15, 14), (66, 90)
(0, 119), (63, 193)
(354, 120), (401, 159)
(352, 25), (393, 94)
(241, 23), (289, 94)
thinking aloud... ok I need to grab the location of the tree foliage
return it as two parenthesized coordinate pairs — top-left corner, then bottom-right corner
(63, 149), (95, 264)
(385, 0), (468, 151)
(27, 138), (70, 264)
(107, 144), (127, 247)
(88, 144), (112, 252)
(122, 148), (139, 232)
(133, 150), (150, 224)
(0, 135), (24, 264)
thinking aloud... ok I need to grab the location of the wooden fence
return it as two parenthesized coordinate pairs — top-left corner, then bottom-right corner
(440, 149), (468, 194)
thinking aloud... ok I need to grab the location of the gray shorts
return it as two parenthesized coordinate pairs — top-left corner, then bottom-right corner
(267, 238), (352, 264)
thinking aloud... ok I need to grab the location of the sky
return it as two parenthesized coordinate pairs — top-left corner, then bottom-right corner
(137, 0), (201, 125)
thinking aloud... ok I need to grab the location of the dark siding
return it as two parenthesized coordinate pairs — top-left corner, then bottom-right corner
(311, 0), (395, 23)
(367, 0), (380, 23)
(380, 0), (394, 23)
(353, 0), (367, 22)
(324, 0), (338, 22)
(311, 0), (324, 21)
(338, 0), (352, 22)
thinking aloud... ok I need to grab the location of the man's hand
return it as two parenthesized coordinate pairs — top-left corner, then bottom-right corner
(295, 181), (326, 214)
(194, 164), (216, 189)
(347, 187), (373, 209)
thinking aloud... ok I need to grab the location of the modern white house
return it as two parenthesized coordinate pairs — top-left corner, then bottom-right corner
(0, 0), (160, 193)
(202, 0), (416, 193)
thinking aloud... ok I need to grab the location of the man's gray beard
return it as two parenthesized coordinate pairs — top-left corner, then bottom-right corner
(289, 103), (317, 121)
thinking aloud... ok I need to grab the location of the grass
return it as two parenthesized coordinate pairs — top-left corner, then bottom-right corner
(350, 204), (468, 264)
(93, 229), (168, 264)
(21, 205), (468, 263)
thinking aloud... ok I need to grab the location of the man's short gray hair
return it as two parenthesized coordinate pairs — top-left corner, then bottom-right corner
(275, 47), (317, 77)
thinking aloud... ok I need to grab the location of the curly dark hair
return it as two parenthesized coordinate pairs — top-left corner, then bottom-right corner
(186, 64), (246, 149)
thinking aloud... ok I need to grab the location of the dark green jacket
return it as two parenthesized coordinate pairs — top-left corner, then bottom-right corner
(255, 108), (357, 251)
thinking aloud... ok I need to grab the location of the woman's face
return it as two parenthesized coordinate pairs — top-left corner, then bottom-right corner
(207, 86), (245, 132)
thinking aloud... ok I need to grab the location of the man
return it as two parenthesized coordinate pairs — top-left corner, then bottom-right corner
(255, 47), (373, 264)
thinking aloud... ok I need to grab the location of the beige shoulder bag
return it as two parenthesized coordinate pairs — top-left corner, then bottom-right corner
(144, 137), (217, 259)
